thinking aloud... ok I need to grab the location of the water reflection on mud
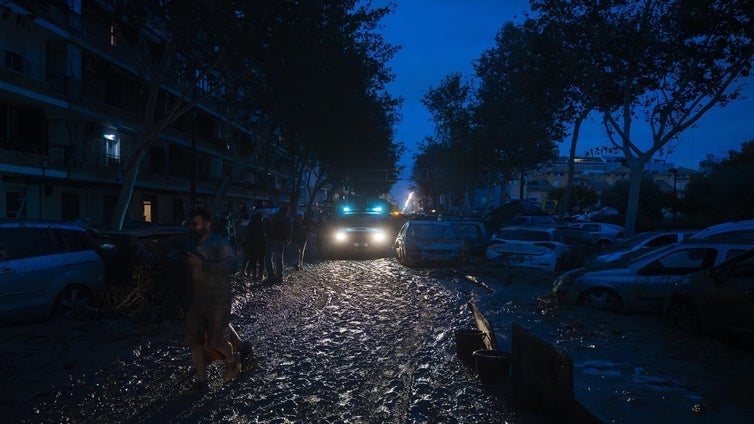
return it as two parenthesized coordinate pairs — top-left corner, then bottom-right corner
(3, 259), (752, 423)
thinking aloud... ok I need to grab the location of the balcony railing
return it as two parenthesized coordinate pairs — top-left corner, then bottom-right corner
(2, 50), (45, 81)
(12, 0), (83, 33)
(83, 152), (122, 169)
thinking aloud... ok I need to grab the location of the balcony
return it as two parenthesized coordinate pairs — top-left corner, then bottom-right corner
(12, 0), (83, 34)
(2, 50), (45, 81)
(83, 152), (122, 169)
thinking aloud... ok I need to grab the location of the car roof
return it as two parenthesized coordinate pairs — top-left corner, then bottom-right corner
(103, 226), (186, 238)
(0, 221), (86, 231)
(690, 219), (754, 239)
(408, 220), (453, 226)
(500, 225), (557, 232)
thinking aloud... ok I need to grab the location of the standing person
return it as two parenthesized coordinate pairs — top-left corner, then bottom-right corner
(242, 212), (266, 279)
(291, 214), (309, 270)
(264, 206), (292, 283)
(182, 208), (241, 396)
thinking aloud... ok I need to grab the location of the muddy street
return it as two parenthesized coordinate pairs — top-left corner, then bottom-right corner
(1, 259), (545, 424)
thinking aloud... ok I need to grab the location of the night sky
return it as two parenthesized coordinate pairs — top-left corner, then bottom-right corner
(378, 0), (754, 201)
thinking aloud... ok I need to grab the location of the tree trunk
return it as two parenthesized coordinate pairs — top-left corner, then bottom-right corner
(213, 176), (232, 215)
(519, 172), (525, 200)
(111, 147), (148, 230)
(559, 111), (588, 223)
(623, 161), (644, 237)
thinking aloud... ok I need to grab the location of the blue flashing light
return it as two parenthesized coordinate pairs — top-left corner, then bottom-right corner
(372, 206), (383, 212)
(343, 206), (351, 212)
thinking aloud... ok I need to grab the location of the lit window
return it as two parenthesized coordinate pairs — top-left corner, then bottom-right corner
(143, 200), (152, 222)
(110, 24), (117, 46)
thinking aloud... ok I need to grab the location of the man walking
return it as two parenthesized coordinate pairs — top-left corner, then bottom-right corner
(264, 206), (292, 283)
(182, 208), (241, 395)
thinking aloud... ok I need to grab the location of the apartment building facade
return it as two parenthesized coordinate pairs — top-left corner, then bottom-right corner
(0, 0), (294, 227)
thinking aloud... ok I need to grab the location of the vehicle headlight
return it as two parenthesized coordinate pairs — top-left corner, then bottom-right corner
(372, 231), (386, 242)
(335, 231), (347, 242)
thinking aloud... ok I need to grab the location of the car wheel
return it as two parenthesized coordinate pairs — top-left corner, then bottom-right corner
(579, 288), (624, 312)
(665, 298), (700, 333)
(52, 285), (94, 318)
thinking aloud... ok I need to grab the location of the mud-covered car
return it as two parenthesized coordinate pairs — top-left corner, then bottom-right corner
(586, 230), (697, 266)
(0, 222), (105, 323)
(554, 241), (754, 313)
(394, 220), (466, 266)
(449, 220), (489, 256)
(99, 226), (190, 292)
(486, 226), (570, 272)
(664, 248), (754, 336)
(555, 225), (596, 270)
(569, 222), (625, 247)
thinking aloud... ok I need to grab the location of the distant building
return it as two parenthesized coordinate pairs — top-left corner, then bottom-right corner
(0, 1), (292, 226)
(483, 155), (700, 210)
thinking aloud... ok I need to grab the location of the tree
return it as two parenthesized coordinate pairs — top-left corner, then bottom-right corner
(258, 1), (401, 207)
(531, 0), (754, 236)
(601, 175), (664, 229)
(474, 21), (565, 202)
(96, 0), (252, 229)
(547, 186), (599, 214)
(682, 140), (754, 223)
(420, 73), (479, 211)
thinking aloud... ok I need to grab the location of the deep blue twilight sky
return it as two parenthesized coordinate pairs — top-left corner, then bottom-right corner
(377, 1), (754, 202)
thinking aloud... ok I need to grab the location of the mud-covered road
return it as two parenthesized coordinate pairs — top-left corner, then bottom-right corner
(2, 256), (753, 423)
(0, 259), (547, 424)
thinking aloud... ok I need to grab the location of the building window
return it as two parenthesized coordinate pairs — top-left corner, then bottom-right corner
(103, 132), (120, 166)
(6, 190), (26, 218)
(143, 200), (152, 222)
(61, 192), (80, 222)
(110, 24), (118, 46)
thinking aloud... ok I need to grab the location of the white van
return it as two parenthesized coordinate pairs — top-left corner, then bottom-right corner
(0, 222), (104, 323)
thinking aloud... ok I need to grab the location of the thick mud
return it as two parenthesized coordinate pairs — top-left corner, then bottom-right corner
(1, 258), (752, 423)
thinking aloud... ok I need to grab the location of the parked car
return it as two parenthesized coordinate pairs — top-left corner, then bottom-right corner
(394, 220), (466, 267)
(100, 226), (189, 291)
(450, 220), (489, 256)
(487, 226), (570, 272)
(507, 215), (558, 228)
(555, 225), (596, 270)
(0, 221), (105, 323)
(483, 200), (545, 232)
(689, 219), (754, 242)
(586, 230), (697, 266)
(586, 206), (619, 221)
(569, 222), (624, 246)
(664, 248), (754, 336)
(553, 241), (754, 313)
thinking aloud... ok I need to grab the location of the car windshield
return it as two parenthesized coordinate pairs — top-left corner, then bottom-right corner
(497, 229), (551, 241)
(604, 232), (657, 251)
(409, 224), (457, 240)
(336, 214), (387, 227)
(620, 244), (677, 266)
